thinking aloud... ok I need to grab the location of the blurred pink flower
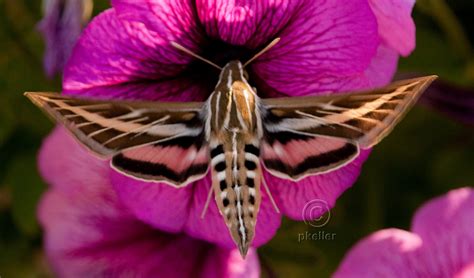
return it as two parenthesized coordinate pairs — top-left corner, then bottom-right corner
(39, 0), (417, 249)
(38, 127), (260, 277)
(38, 0), (93, 77)
(334, 187), (474, 278)
(419, 78), (474, 126)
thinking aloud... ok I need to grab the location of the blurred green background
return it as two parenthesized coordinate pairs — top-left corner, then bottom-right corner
(0, 0), (473, 277)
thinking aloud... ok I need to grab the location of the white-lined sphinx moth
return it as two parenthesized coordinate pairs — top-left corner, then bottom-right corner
(26, 41), (437, 258)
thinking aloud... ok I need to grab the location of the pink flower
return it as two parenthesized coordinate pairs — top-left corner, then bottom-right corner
(334, 187), (474, 278)
(38, 0), (93, 77)
(39, 127), (260, 277)
(40, 0), (417, 249)
(419, 78), (474, 126)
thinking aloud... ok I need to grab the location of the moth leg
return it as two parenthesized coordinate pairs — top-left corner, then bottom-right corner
(200, 183), (214, 218)
(262, 174), (280, 213)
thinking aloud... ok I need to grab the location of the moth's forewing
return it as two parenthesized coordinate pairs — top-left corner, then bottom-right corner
(25, 92), (208, 186)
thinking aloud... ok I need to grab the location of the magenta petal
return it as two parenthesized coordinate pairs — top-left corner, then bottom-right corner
(184, 174), (281, 248)
(419, 79), (474, 126)
(333, 229), (423, 278)
(412, 187), (474, 240)
(267, 150), (371, 220)
(38, 127), (110, 194)
(335, 188), (474, 278)
(63, 8), (206, 100)
(110, 171), (194, 233)
(65, 76), (210, 102)
(364, 43), (399, 87)
(183, 175), (235, 248)
(38, 178), (260, 277)
(252, 0), (379, 96)
(411, 188), (474, 273)
(368, 0), (416, 56)
(196, 0), (299, 47)
(203, 248), (260, 278)
(112, 0), (203, 48)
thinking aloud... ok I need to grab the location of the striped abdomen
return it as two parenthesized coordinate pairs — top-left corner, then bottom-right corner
(210, 140), (261, 257)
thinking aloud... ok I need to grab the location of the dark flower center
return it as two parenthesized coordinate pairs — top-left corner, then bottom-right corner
(184, 38), (256, 95)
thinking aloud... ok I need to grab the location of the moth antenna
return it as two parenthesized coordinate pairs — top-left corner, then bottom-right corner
(243, 37), (280, 68)
(262, 174), (280, 213)
(201, 184), (214, 218)
(171, 42), (222, 70)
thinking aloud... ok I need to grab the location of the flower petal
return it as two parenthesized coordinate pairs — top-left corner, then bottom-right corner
(411, 187), (474, 275)
(412, 187), (474, 240)
(63, 8), (207, 101)
(267, 150), (370, 220)
(368, 0), (416, 56)
(201, 247), (260, 278)
(38, 127), (109, 194)
(111, 0), (203, 49)
(38, 0), (92, 77)
(196, 0), (300, 47)
(419, 79), (474, 126)
(38, 147), (260, 277)
(335, 188), (474, 277)
(252, 0), (379, 96)
(110, 170), (195, 234)
(364, 44), (399, 88)
(39, 189), (260, 278)
(333, 229), (422, 278)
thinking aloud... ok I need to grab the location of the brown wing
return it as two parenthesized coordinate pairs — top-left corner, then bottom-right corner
(260, 75), (437, 180)
(261, 75), (437, 148)
(25, 92), (206, 157)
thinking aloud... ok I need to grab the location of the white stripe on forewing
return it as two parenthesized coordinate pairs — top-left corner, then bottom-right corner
(102, 115), (173, 145)
(87, 116), (149, 138)
(271, 84), (413, 132)
(113, 109), (150, 120)
(295, 110), (362, 132)
(47, 97), (197, 137)
(322, 84), (411, 124)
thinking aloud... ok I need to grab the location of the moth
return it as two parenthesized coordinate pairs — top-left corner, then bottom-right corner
(25, 38), (437, 258)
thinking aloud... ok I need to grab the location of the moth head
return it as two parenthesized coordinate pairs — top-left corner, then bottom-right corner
(220, 60), (248, 82)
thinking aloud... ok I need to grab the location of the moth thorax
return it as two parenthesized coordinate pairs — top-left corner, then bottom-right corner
(210, 61), (257, 133)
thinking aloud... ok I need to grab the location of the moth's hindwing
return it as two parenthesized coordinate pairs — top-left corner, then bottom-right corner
(112, 140), (209, 187)
(261, 134), (359, 181)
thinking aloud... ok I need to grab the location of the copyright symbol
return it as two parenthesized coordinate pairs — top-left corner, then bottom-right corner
(302, 199), (331, 227)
